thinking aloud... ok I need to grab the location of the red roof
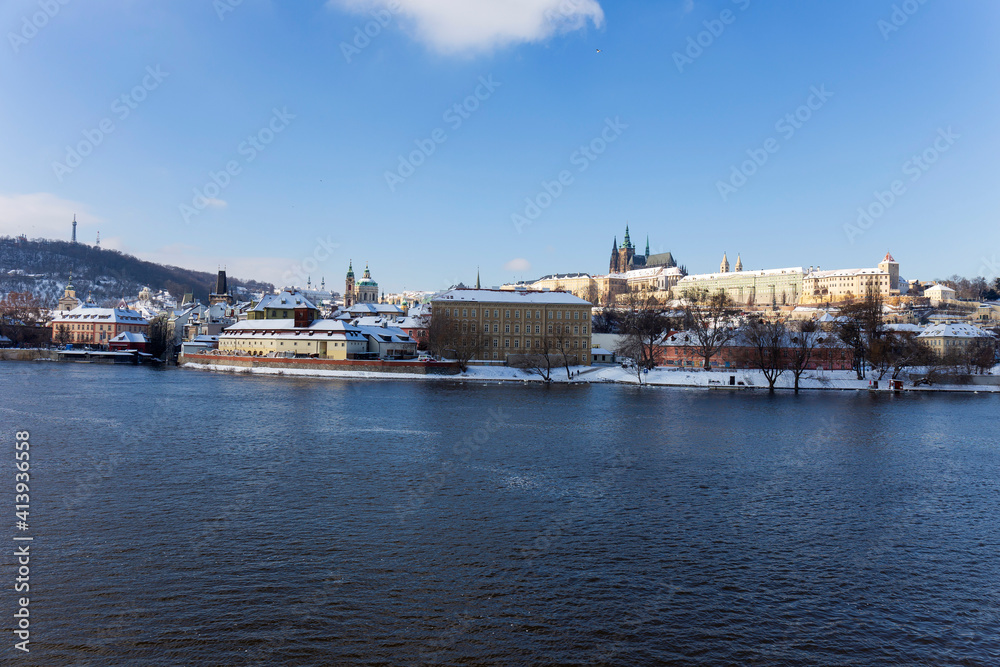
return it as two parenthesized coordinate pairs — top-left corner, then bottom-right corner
(883, 251), (896, 262)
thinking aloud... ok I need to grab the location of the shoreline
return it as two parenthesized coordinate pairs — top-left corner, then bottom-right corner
(178, 361), (1000, 394)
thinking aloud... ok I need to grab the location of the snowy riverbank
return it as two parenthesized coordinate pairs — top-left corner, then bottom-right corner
(180, 362), (1000, 393)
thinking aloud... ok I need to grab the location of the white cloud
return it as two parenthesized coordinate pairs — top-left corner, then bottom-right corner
(330, 0), (604, 53)
(504, 258), (532, 273)
(0, 192), (99, 241)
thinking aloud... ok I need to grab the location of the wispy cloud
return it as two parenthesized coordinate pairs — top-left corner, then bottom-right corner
(504, 258), (531, 273)
(328, 0), (604, 53)
(0, 192), (97, 240)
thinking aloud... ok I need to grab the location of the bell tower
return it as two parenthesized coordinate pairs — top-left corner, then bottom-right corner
(345, 261), (356, 307)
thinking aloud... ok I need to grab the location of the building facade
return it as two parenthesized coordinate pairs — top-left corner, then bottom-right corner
(50, 304), (149, 347)
(800, 254), (901, 305)
(431, 289), (594, 365)
(676, 263), (805, 307)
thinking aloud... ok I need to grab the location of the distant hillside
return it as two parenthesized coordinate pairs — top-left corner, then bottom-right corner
(0, 237), (273, 307)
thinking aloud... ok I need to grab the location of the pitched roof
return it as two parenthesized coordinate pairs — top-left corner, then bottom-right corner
(433, 288), (591, 306)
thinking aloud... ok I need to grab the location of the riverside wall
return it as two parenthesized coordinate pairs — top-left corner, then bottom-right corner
(178, 353), (461, 375)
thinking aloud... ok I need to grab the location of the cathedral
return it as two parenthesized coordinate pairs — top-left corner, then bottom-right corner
(344, 261), (379, 307)
(608, 225), (678, 274)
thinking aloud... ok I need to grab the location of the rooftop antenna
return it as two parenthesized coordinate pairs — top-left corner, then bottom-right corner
(72, 214), (77, 243)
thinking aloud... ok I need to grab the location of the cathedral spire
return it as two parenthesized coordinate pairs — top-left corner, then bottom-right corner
(720, 252), (730, 274)
(623, 224), (631, 248)
(645, 236), (650, 257)
(734, 254), (743, 272)
(476, 267), (481, 290)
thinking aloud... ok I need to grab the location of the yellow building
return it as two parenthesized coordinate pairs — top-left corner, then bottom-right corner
(431, 289), (593, 364)
(503, 273), (627, 306)
(801, 253), (900, 305)
(219, 319), (369, 359)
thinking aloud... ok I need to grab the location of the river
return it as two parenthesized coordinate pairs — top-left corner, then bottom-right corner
(2, 363), (999, 665)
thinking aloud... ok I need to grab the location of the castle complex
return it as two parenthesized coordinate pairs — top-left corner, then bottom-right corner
(608, 225), (678, 274)
(344, 261), (379, 307)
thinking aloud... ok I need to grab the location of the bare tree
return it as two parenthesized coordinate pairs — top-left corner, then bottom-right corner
(742, 317), (786, 392)
(55, 324), (71, 346)
(616, 292), (671, 382)
(788, 320), (823, 393)
(0, 291), (43, 347)
(968, 337), (998, 375)
(147, 314), (175, 360)
(681, 288), (742, 370)
(513, 335), (558, 382)
(429, 313), (485, 372)
(837, 281), (886, 379)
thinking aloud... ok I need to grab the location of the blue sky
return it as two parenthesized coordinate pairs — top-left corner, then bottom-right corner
(1, 0), (998, 292)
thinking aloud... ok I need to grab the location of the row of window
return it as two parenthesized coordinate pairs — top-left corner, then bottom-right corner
(458, 323), (588, 335)
(441, 307), (585, 320)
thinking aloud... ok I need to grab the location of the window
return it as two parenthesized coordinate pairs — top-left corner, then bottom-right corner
(471, 309), (476, 317)
(505, 339), (510, 348)
(462, 309), (467, 317)
(535, 325), (540, 334)
(493, 324), (499, 333)
(514, 325), (520, 334)
(494, 310), (499, 317)
(526, 311), (531, 319)
(514, 340), (520, 348)
(582, 326), (588, 334)
(574, 326), (579, 334)
(536, 310), (541, 318)
(557, 311), (562, 319)
(493, 339), (499, 348)
(574, 311), (579, 320)
(515, 310), (520, 318)
(471, 323), (477, 332)
(504, 324), (510, 333)
(547, 325), (553, 333)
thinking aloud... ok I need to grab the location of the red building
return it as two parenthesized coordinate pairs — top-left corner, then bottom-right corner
(658, 330), (854, 371)
(108, 332), (149, 353)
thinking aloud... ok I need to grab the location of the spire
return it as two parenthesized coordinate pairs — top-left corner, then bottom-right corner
(720, 252), (730, 274)
(735, 253), (743, 272)
(645, 236), (650, 257)
(623, 225), (631, 248)
(362, 263), (371, 280)
(476, 267), (481, 290)
(612, 236), (617, 252)
(347, 260), (354, 278)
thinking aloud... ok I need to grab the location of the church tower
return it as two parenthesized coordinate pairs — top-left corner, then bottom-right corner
(720, 252), (730, 273)
(878, 252), (900, 294)
(57, 274), (80, 312)
(609, 237), (620, 274)
(345, 261), (356, 307)
(734, 254), (743, 272)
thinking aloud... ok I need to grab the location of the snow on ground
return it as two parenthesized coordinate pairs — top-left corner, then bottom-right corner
(181, 362), (999, 392)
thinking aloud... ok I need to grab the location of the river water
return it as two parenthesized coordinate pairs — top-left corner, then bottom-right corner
(2, 363), (999, 665)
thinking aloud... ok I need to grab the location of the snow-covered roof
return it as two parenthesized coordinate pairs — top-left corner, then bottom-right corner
(924, 284), (956, 294)
(433, 288), (591, 306)
(680, 267), (805, 282)
(52, 304), (148, 325)
(917, 323), (993, 339)
(591, 347), (614, 355)
(222, 318), (367, 341)
(885, 323), (924, 333)
(110, 332), (148, 343)
(346, 303), (404, 316)
(804, 267), (887, 279)
(251, 290), (318, 312)
(355, 325), (414, 344)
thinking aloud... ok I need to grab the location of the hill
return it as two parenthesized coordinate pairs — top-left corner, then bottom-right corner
(0, 237), (273, 307)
